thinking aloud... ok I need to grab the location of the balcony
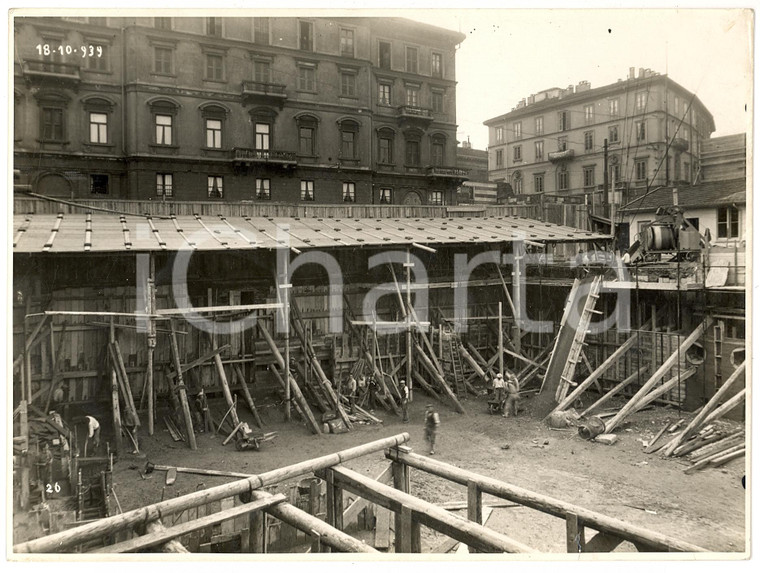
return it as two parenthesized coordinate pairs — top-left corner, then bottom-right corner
(396, 105), (433, 126)
(241, 81), (288, 107)
(232, 148), (297, 167)
(426, 166), (469, 180)
(23, 60), (80, 87)
(671, 137), (689, 152)
(548, 149), (575, 163)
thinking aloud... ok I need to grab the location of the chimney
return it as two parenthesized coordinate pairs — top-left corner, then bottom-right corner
(629, 67), (635, 79)
(672, 187), (679, 206)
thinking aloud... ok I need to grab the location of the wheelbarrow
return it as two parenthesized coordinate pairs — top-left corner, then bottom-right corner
(488, 399), (505, 415)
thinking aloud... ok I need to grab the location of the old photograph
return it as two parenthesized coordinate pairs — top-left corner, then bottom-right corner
(7, 6), (752, 559)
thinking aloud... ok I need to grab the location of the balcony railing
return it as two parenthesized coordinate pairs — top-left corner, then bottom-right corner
(233, 148), (297, 165)
(397, 105), (433, 122)
(671, 137), (689, 152)
(426, 166), (469, 178)
(23, 60), (81, 82)
(548, 149), (575, 162)
(242, 80), (287, 96)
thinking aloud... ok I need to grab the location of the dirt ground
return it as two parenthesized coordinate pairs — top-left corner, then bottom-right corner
(99, 390), (747, 555)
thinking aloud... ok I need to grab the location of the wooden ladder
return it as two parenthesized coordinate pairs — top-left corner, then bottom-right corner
(555, 275), (603, 404)
(441, 328), (467, 398)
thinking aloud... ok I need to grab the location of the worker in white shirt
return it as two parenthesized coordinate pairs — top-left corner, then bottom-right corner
(84, 415), (100, 455)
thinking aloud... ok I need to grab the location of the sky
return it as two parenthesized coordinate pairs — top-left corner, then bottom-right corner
(412, 8), (753, 150)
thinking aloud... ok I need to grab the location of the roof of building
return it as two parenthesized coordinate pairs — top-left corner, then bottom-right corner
(12, 213), (607, 254)
(618, 179), (746, 213)
(484, 74), (714, 132)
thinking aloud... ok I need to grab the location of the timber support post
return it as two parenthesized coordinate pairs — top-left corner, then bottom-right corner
(169, 319), (197, 450)
(467, 481), (482, 553)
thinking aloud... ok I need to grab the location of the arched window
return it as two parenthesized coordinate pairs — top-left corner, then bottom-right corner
(249, 107), (277, 153)
(35, 91), (70, 143)
(404, 129), (423, 167)
(296, 113), (319, 157)
(338, 119), (360, 160)
(430, 133), (446, 167)
(200, 104), (228, 149)
(512, 171), (523, 194)
(377, 127), (395, 164)
(82, 97), (115, 145)
(149, 99), (180, 146)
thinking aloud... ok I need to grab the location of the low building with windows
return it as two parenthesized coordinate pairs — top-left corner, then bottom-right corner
(14, 16), (467, 205)
(483, 67), (715, 205)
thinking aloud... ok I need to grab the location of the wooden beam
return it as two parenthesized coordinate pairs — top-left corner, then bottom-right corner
(414, 342), (465, 413)
(155, 303), (282, 315)
(168, 319), (197, 450)
(661, 361), (746, 456)
(605, 318), (714, 433)
(632, 368), (697, 412)
(343, 464), (393, 525)
(320, 466), (536, 553)
(91, 495), (286, 553)
(385, 448), (706, 553)
(165, 345), (231, 380)
(581, 366), (649, 417)
(15, 433), (410, 553)
(233, 364), (263, 428)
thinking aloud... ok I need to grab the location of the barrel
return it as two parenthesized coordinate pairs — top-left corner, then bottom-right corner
(578, 416), (606, 440)
(645, 224), (676, 251)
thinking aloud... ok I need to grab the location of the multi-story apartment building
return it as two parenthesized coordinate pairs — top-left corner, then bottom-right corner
(14, 16), (467, 205)
(484, 68), (715, 204)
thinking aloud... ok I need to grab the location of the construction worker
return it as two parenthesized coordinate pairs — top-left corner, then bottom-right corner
(424, 404), (440, 455)
(84, 415), (100, 455)
(503, 370), (520, 418)
(367, 374), (378, 412)
(346, 374), (358, 414)
(400, 380), (409, 423)
(492, 372), (505, 405)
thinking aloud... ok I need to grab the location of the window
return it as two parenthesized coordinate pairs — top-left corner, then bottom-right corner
(298, 66), (316, 91)
(342, 182), (356, 202)
(584, 104), (594, 123)
(513, 145), (522, 162)
(156, 173), (173, 197)
(431, 52), (442, 77)
(379, 83), (392, 105)
(254, 60), (271, 84)
(558, 137), (567, 152)
(495, 149), (503, 168)
(636, 120), (646, 142)
(513, 122), (522, 140)
(717, 207), (740, 239)
(207, 17), (222, 37)
(610, 164), (621, 185)
(300, 180), (314, 201)
(256, 178), (271, 200)
(340, 29), (354, 57)
(584, 131), (594, 152)
(558, 167), (569, 191)
(405, 139), (421, 166)
(155, 114), (172, 145)
(405, 86), (419, 107)
(378, 130), (394, 163)
(495, 127), (504, 142)
(255, 122), (270, 151)
(379, 41), (391, 69)
(535, 116), (544, 135)
(431, 136), (445, 166)
(674, 96), (680, 117)
(89, 112), (107, 143)
(405, 46), (418, 73)
(558, 111), (570, 131)
(205, 119), (222, 148)
(428, 191), (443, 205)
(513, 172), (522, 194)
(154, 46), (173, 75)
(583, 166), (595, 187)
(299, 21), (313, 51)
(534, 174), (544, 193)
(254, 17), (270, 45)
(154, 17), (171, 30)
(635, 159), (647, 181)
(684, 162), (691, 182)
(341, 130), (356, 158)
(341, 73), (356, 97)
(635, 91), (647, 111)
(205, 54), (224, 81)
(379, 188), (393, 204)
(535, 140), (544, 161)
(299, 126), (315, 156)
(432, 91), (443, 113)
(90, 174), (109, 194)
(41, 107), (64, 141)
(609, 125), (619, 144)
(609, 98), (619, 117)
(87, 45), (108, 71)
(208, 176), (223, 198)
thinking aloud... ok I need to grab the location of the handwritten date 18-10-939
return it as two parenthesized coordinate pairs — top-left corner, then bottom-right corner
(36, 44), (103, 58)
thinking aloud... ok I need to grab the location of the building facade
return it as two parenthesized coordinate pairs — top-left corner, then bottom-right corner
(483, 68), (715, 204)
(700, 134), (746, 182)
(14, 16), (467, 205)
